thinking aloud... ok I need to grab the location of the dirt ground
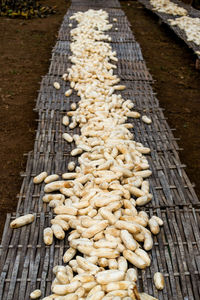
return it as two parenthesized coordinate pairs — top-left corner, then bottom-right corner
(0, 0), (68, 238)
(0, 0), (199, 238)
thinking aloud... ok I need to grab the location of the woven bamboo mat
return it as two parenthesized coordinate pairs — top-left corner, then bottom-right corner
(0, 208), (199, 300)
(137, 0), (200, 60)
(0, 1), (200, 299)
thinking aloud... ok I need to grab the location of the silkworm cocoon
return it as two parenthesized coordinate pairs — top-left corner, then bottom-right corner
(99, 208), (117, 225)
(115, 221), (141, 234)
(128, 186), (145, 198)
(114, 85), (126, 90)
(86, 291), (105, 300)
(62, 172), (77, 179)
(64, 265), (73, 282)
(52, 281), (81, 295)
(153, 272), (165, 290)
(106, 290), (128, 297)
(87, 285), (102, 297)
(85, 256), (98, 264)
(95, 195), (121, 207)
(77, 245), (95, 256)
(90, 248), (119, 259)
(141, 180), (149, 193)
(99, 257), (108, 267)
(106, 201), (122, 212)
(43, 227), (53, 245)
(44, 181), (66, 193)
(93, 231), (104, 241)
(152, 216), (163, 226)
(105, 281), (131, 292)
(10, 214), (34, 228)
(82, 220), (109, 238)
(133, 231), (145, 242)
(70, 238), (93, 248)
(135, 248), (151, 267)
(63, 247), (76, 263)
(139, 293), (158, 300)
(60, 187), (74, 197)
(125, 268), (138, 282)
(136, 194), (152, 206)
(63, 133), (73, 143)
(30, 289), (42, 299)
(148, 218), (160, 234)
(108, 258), (118, 269)
(136, 146), (151, 154)
(51, 224), (65, 240)
(72, 273), (94, 283)
(53, 265), (67, 275)
(142, 115), (152, 124)
(123, 250), (147, 269)
(69, 259), (78, 270)
(61, 294), (78, 300)
(144, 232), (153, 251)
(49, 199), (62, 208)
(56, 271), (69, 284)
(120, 230), (137, 251)
(96, 270), (125, 285)
(82, 281), (97, 292)
(71, 103), (77, 110)
(105, 227), (120, 237)
(71, 148), (83, 156)
(118, 256), (128, 272)
(68, 161), (76, 171)
(44, 174), (59, 184)
(53, 82), (60, 89)
(76, 256), (99, 272)
(81, 217), (98, 227)
(75, 287), (85, 298)
(65, 89), (73, 97)
(126, 111), (141, 118)
(51, 219), (69, 231)
(138, 211), (149, 222)
(62, 73), (68, 80)
(33, 172), (48, 184)
(56, 214), (76, 222)
(130, 216), (148, 227)
(54, 206), (77, 215)
(94, 240), (117, 249)
(69, 122), (77, 129)
(62, 116), (69, 126)
(134, 170), (152, 178)
(42, 194), (65, 203)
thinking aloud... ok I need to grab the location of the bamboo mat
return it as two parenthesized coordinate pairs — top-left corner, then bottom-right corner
(136, 0), (200, 60)
(0, 0), (200, 299)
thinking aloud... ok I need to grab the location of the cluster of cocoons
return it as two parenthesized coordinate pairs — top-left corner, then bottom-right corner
(11, 9), (164, 299)
(150, 0), (187, 16)
(169, 16), (200, 46)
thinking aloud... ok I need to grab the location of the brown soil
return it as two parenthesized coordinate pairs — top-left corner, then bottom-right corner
(0, 0), (199, 239)
(0, 0), (69, 238)
(120, 1), (200, 193)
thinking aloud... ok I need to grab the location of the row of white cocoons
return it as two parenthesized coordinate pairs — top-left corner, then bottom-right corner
(150, 0), (187, 16)
(149, 0), (200, 47)
(168, 16), (200, 46)
(11, 9), (165, 300)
